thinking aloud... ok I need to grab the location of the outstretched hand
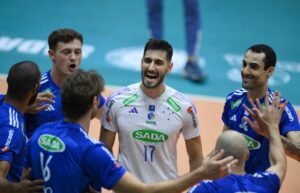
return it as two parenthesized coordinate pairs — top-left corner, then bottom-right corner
(25, 92), (55, 114)
(243, 91), (287, 137)
(15, 179), (44, 193)
(198, 149), (238, 180)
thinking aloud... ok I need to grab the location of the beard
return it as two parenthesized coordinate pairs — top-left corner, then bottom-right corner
(141, 70), (165, 89)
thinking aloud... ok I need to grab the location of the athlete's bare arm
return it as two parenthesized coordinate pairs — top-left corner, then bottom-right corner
(112, 151), (237, 193)
(281, 131), (300, 162)
(185, 136), (203, 171)
(100, 125), (117, 153)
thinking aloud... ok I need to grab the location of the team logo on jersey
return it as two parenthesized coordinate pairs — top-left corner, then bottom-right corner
(187, 106), (197, 128)
(123, 94), (139, 106)
(38, 134), (65, 152)
(132, 130), (168, 143)
(167, 97), (181, 112)
(243, 134), (261, 150)
(230, 99), (242, 109)
(146, 105), (156, 125)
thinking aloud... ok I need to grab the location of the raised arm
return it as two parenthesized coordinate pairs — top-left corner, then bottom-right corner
(243, 91), (287, 184)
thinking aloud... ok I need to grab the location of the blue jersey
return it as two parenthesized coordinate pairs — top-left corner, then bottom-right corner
(25, 70), (105, 138)
(222, 88), (300, 173)
(0, 102), (26, 182)
(188, 171), (280, 193)
(27, 121), (126, 193)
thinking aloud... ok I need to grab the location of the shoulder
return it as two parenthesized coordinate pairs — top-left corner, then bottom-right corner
(39, 71), (51, 87)
(106, 83), (139, 105)
(225, 88), (247, 101)
(165, 86), (197, 113)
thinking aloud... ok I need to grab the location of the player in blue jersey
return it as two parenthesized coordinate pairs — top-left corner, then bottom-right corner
(222, 44), (300, 174)
(146, 0), (207, 82)
(25, 28), (105, 138)
(27, 69), (237, 193)
(0, 61), (43, 192)
(188, 92), (287, 193)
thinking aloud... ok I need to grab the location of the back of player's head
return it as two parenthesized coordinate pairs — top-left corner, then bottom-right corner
(6, 61), (41, 101)
(61, 69), (104, 120)
(215, 130), (248, 161)
(246, 44), (276, 70)
(143, 39), (173, 62)
(48, 28), (83, 51)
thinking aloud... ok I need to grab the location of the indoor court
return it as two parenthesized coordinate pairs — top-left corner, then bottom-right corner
(1, 0), (299, 192)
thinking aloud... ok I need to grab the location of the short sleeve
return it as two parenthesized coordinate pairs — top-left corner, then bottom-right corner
(101, 98), (119, 132)
(182, 104), (201, 139)
(83, 145), (126, 190)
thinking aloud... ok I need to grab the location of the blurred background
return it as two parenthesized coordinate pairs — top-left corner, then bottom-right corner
(1, 0), (299, 105)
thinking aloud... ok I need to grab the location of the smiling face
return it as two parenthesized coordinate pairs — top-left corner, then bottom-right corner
(49, 39), (82, 78)
(241, 50), (274, 90)
(141, 49), (172, 89)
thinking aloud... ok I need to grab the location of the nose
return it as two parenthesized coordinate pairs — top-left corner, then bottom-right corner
(70, 52), (76, 60)
(242, 65), (250, 75)
(148, 61), (155, 70)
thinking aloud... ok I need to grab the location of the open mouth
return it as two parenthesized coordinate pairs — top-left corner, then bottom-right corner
(68, 64), (77, 71)
(145, 71), (158, 79)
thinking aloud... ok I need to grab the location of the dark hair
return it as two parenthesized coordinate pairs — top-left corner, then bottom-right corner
(61, 69), (104, 121)
(143, 39), (173, 61)
(48, 28), (83, 51)
(6, 61), (41, 101)
(247, 44), (276, 70)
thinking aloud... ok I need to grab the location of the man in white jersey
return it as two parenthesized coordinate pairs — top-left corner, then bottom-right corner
(100, 39), (203, 183)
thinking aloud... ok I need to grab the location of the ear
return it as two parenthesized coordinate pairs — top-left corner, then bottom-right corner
(48, 49), (55, 61)
(166, 62), (173, 74)
(266, 66), (274, 78)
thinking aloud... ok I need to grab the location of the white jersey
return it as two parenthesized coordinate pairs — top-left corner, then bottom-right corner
(101, 83), (200, 183)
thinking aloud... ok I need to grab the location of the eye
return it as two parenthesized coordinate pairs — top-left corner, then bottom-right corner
(155, 60), (163, 66)
(62, 49), (71, 55)
(75, 49), (82, 55)
(144, 58), (152, 64)
(242, 61), (247, 67)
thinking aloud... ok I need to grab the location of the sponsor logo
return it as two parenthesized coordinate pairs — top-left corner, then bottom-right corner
(123, 94), (138, 106)
(167, 97), (181, 112)
(243, 134), (261, 150)
(4, 130), (14, 148)
(132, 130), (168, 143)
(128, 107), (138, 114)
(230, 99), (242, 109)
(38, 134), (65, 152)
(284, 106), (294, 122)
(105, 100), (115, 123)
(0, 36), (94, 59)
(1, 146), (9, 153)
(187, 106), (197, 128)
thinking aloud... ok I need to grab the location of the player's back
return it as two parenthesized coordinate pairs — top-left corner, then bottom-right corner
(188, 172), (280, 193)
(27, 120), (96, 193)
